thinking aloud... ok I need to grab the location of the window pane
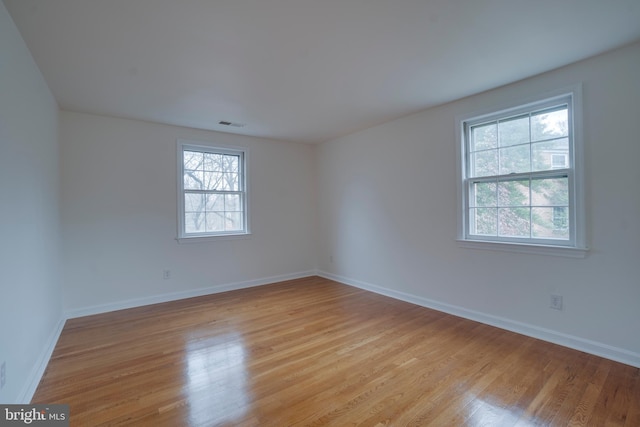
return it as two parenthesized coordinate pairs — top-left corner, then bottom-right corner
(184, 170), (204, 190)
(206, 212), (225, 232)
(471, 208), (497, 236)
(225, 212), (243, 231)
(553, 206), (569, 231)
(223, 155), (240, 173)
(184, 151), (203, 171)
(185, 193), (204, 211)
(499, 115), (529, 147)
(531, 177), (568, 206)
(203, 153), (223, 172)
(470, 150), (498, 178)
(222, 173), (239, 191)
(471, 123), (497, 151)
(531, 107), (568, 141)
(532, 207), (570, 239)
(532, 138), (569, 171)
(185, 212), (205, 233)
(470, 181), (497, 207)
(551, 154), (568, 168)
(206, 194), (225, 211)
(498, 207), (530, 237)
(225, 194), (241, 211)
(498, 180), (530, 207)
(204, 171), (223, 190)
(499, 145), (530, 174)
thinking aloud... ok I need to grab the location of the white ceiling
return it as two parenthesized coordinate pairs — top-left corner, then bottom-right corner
(4, 0), (640, 144)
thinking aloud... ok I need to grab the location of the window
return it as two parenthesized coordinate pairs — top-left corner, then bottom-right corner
(457, 87), (586, 256)
(177, 140), (249, 240)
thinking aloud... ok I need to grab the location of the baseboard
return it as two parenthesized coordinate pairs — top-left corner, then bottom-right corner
(65, 270), (317, 319)
(318, 271), (640, 368)
(17, 316), (66, 403)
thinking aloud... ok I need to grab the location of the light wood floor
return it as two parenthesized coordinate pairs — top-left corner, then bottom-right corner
(33, 276), (639, 426)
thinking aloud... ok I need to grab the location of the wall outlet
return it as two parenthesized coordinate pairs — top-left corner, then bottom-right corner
(329, 255), (333, 264)
(162, 269), (171, 280)
(550, 294), (563, 310)
(1, 361), (6, 389)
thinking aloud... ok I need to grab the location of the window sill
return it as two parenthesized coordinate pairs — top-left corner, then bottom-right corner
(456, 239), (588, 258)
(177, 233), (252, 244)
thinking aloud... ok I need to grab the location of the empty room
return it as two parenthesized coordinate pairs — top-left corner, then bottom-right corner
(1, 0), (639, 425)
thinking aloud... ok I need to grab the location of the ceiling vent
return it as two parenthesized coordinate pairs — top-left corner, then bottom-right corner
(218, 120), (245, 128)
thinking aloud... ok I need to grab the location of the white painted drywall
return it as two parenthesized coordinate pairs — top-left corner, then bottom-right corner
(59, 112), (317, 312)
(316, 42), (640, 361)
(0, 3), (63, 403)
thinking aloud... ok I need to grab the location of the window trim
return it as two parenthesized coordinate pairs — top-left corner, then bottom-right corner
(176, 139), (251, 243)
(455, 84), (588, 257)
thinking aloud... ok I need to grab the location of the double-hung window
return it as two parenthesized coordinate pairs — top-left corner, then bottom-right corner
(177, 139), (249, 240)
(457, 87), (586, 256)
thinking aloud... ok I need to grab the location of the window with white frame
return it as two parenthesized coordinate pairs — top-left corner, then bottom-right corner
(177, 140), (248, 239)
(457, 88), (585, 254)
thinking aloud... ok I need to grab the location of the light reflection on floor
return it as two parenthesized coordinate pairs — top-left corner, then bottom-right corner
(185, 333), (250, 425)
(466, 397), (535, 426)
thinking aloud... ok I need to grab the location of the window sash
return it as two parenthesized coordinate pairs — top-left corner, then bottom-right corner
(465, 170), (574, 245)
(461, 94), (577, 247)
(178, 141), (248, 239)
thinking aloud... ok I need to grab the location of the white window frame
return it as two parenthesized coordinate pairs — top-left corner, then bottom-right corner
(455, 85), (587, 258)
(176, 139), (250, 242)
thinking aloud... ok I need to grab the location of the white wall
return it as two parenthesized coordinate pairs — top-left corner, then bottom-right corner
(316, 41), (640, 366)
(3, 0), (637, 404)
(60, 112), (317, 313)
(0, 3), (63, 403)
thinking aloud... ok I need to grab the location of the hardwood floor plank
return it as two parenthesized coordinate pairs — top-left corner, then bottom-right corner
(31, 277), (640, 426)
(563, 355), (614, 426)
(624, 371), (640, 427)
(548, 354), (599, 425)
(590, 363), (637, 426)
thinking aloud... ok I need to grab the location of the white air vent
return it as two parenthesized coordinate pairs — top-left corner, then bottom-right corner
(218, 120), (245, 128)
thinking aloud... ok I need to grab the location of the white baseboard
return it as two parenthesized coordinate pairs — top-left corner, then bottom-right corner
(318, 270), (640, 368)
(65, 270), (317, 319)
(17, 316), (66, 403)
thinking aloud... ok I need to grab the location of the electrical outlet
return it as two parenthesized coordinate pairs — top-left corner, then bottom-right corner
(550, 294), (563, 310)
(162, 269), (171, 280)
(1, 361), (6, 389)
(329, 255), (333, 264)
